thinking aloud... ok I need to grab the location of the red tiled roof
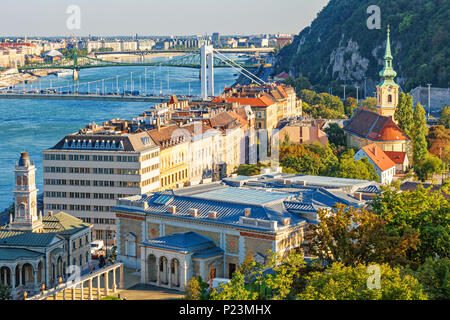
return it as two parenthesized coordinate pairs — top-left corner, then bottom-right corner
(361, 143), (396, 171)
(276, 72), (290, 78)
(222, 95), (275, 107)
(384, 151), (407, 165)
(344, 109), (409, 141)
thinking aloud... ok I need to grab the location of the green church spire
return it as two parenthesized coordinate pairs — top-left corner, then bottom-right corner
(379, 25), (398, 86)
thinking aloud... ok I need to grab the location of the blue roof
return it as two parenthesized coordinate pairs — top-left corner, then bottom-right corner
(141, 231), (217, 253)
(192, 247), (224, 259)
(189, 187), (294, 206)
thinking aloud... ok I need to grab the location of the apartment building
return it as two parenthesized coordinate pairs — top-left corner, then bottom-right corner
(43, 123), (160, 243)
(147, 124), (190, 191)
(213, 84), (302, 139)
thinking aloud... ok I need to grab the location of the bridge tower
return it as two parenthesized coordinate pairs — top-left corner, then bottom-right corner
(201, 44), (214, 100)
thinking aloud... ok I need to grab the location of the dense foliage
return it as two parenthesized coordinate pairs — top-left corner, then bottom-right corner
(300, 89), (345, 119)
(280, 143), (379, 181)
(371, 183), (449, 266)
(275, 0), (449, 91)
(303, 204), (419, 267)
(297, 262), (427, 300)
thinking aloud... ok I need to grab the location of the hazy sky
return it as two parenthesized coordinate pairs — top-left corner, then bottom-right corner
(0, 0), (329, 37)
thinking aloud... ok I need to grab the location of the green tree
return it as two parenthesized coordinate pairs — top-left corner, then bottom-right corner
(264, 250), (305, 300)
(236, 164), (261, 176)
(358, 97), (377, 112)
(324, 123), (346, 147)
(394, 92), (414, 137)
(325, 149), (379, 181)
(297, 262), (427, 300)
(371, 183), (449, 266)
(412, 103), (429, 165)
(344, 97), (358, 117)
(0, 283), (11, 300)
(440, 106), (450, 129)
(408, 257), (449, 300)
(415, 154), (442, 181)
(210, 271), (257, 300)
(303, 204), (419, 267)
(185, 276), (209, 300)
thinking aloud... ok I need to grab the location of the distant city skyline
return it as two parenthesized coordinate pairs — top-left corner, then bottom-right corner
(0, 0), (329, 37)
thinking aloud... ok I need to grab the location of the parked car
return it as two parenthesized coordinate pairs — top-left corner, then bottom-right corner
(90, 240), (104, 259)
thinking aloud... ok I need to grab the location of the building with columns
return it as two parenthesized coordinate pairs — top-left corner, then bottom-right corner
(0, 152), (92, 300)
(112, 170), (377, 291)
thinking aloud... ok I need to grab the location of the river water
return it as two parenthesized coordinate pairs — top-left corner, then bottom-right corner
(0, 55), (239, 211)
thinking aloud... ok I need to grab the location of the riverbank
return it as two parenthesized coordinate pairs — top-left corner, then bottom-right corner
(94, 52), (186, 61)
(0, 68), (57, 89)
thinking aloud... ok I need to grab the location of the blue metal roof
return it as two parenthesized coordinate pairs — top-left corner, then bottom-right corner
(192, 247), (224, 259)
(141, 231), (217, 253)
(189, 187), (295, 206)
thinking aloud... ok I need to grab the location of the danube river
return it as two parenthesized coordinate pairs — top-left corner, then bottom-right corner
(0, 56), (238, 211)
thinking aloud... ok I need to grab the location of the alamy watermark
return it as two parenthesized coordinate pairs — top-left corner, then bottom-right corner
(66, 5), (81, 30)
(366, 264), (381, 290)
(366, 5), (381, 30)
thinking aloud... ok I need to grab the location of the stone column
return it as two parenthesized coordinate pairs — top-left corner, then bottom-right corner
(33, 268), (38, 291)
(71, 287), (76, 300)
(88, 278), (93, 300)
(62, 288), (66, 300)
(18, 265), (22, 287)
(168, 261), (172, 289)
(119, 265), (124, 289)
(80, 281), (84, 300)
(105, 271), (109, 296)
(156, 257), (161, 286)
(112, 268), (117, 293)
(97, 276), (101, 300)
(179, 260), (188, 291)
(10, 268), (16, 297)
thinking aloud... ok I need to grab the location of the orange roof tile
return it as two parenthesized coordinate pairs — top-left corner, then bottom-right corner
(384, 151), (407, 165)
(361, 143), (396, 171)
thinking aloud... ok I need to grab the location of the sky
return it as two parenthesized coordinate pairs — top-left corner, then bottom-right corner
(0, 0), (329, 37)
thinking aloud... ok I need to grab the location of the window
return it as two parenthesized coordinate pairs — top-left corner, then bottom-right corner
(125, 233), (137, 257)
(388, 95), (392, 103)
(228, 263), (236, 279)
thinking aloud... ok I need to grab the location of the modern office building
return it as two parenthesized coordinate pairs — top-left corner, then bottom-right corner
(43, 122), (160, 243)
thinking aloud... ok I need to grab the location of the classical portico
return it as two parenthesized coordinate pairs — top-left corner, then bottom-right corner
(140, 232), (223, 291)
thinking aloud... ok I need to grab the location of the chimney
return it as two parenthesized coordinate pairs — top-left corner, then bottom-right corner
(168, 205), (176, 214)
(208, 211), (217, 219)
(189, 208), (198, 217)
(47, 211), (53, 216)
(281, 218), (291, 226)
(244, 208), (251, 217)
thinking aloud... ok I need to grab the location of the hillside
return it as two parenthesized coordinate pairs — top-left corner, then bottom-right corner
(274, 0), (449, 92)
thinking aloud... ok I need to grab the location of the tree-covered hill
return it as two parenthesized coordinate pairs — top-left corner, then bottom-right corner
(274, 0), (449, 92)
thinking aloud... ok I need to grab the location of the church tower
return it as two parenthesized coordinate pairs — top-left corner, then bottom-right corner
(376, 25), (400, 118)
(9, 152), (44, 232)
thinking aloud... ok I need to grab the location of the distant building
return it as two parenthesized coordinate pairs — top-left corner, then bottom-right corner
(0, 152), (92, 300)
(147, 124), (190, 191)
(43, 123), (161, 243)
(354, 143), (396, 184)
(276, 35), (293, 49)
(278, 119), (328, 145)
(384, 151), (409, 174)
(213, 84), (301, 139)
(42, 49), (64, 63)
